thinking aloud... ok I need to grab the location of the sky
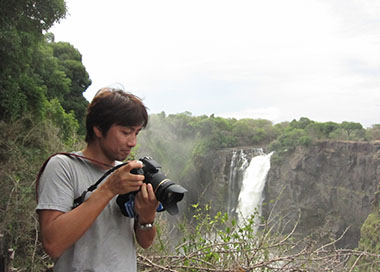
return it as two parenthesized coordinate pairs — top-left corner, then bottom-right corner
(50, 0), (380, 127)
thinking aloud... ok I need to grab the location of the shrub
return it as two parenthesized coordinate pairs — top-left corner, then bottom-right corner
(0, 116), (84, 271)
(137, 204), (379, 271)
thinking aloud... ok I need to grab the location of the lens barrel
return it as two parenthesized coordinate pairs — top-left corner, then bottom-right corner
(146, 171), (187, 215)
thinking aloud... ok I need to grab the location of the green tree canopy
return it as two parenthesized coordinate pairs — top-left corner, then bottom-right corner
(0, 1), (91, 135)
(0, 0), (67, 120)
(49, 41), (91, 133)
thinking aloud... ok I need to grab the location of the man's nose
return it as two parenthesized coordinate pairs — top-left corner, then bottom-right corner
(127, 134), (137, 147)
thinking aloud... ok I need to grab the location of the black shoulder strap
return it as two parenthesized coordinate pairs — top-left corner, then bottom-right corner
(72, 162), (127, 208)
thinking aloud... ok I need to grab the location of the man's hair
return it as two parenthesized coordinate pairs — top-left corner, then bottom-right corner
(85, 88), (148, 143)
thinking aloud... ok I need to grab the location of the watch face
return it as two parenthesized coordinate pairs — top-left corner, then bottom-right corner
(139, 222), (154, 230)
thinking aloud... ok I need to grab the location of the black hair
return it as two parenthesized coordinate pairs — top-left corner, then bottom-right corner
(85, 88), (148, 143)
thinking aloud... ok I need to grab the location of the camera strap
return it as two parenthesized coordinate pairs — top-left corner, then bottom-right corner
(72, 162), (127, 208)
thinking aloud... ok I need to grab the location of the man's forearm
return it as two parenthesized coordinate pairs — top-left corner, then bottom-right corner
(134, 219), (156, 249)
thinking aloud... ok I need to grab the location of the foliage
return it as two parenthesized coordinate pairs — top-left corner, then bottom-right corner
(0, 34), (90, 132)
(0, 0), (90, 136)
(0, 0), (67, 32)
(0, 6), (91, 269)
(364, 124), (380, 141)
(138, 114), (376, 161)
(44, 98), (79, 144)
(0, 0), (66, 120)
(349, 182), (380, 271)
(137, 204), (380, 271)
(49, 41), (91, 134)
(0, 115), (84, 271)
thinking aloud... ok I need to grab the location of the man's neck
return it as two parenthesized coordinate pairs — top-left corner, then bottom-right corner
(82, 145), (115, 169)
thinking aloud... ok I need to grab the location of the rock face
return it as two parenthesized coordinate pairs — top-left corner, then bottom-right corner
(183, 141), (380, 249)
(263, 141), (380, 249)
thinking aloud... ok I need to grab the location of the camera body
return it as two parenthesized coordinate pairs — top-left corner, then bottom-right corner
(117, 156), (187, 216)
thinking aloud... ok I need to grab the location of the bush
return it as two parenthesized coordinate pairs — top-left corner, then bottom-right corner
(0, 116), (84, 271)
(137, 204), (379, 271)
(44, 98), (79, 144)
(349, 183), (380, 271)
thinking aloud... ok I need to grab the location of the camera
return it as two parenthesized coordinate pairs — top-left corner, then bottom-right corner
(117, 156), (187, 216)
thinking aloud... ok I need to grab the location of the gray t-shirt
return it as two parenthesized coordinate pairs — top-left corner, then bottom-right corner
(36, 152), (137, 272)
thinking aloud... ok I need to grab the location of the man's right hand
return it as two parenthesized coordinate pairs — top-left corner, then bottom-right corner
(101, 160), (145, 196)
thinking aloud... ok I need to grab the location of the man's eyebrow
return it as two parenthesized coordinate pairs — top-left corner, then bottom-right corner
(129, 126), (143, 132)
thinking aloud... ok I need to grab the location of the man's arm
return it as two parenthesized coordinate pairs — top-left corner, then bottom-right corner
(38, 161), (144, 258)
(38, 185), (114, 258)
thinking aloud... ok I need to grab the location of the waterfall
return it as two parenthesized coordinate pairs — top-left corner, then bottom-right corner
(236, 151), (273, 225)
(227, 150), (249, 216)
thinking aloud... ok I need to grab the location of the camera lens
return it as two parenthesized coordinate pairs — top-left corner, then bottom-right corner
(139, 157), (187, 215)
(156, 183), (187, 215)
(166, 192), (175, 202)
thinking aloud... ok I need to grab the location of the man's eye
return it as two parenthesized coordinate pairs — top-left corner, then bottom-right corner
(123, 130), (132, 135)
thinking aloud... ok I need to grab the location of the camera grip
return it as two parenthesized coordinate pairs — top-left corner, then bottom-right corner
(131, 168), (144, 175)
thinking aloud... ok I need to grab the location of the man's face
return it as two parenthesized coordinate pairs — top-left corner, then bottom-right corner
(98, 124), (143, 162)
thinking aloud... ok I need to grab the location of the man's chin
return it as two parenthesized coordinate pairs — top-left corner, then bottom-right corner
(118, 152), (130, 161)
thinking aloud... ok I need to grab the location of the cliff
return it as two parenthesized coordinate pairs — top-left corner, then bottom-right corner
(190, 141), (380, 249)
(146, 139), (380, 249)
(264, 140), (380, 249)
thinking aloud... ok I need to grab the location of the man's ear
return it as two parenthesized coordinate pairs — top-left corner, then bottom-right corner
(93, 126), (103, 138)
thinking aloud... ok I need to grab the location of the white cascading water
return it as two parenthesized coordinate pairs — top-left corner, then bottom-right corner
(236, 151), (273, 226)
(227, 150), (249, 216)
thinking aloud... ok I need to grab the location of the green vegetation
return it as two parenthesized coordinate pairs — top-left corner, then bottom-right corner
(0, 116), (83, 271)
(349, 183), (380, 271)
(0, 0), (89, 269)
(0, 0), (90, 132)
(139, 114), (379, 164)
(137, 204), (380, 271)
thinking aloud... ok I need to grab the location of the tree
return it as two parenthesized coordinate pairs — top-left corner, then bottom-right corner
(49, 41), (91, 134)
(290, 117), (313, 129)
(366, 124), (380, 141)
(0, 0), (67, 120)
(341, 121), (364, 140)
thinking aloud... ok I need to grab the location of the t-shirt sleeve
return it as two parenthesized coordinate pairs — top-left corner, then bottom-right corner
(36, 155), (75, 213)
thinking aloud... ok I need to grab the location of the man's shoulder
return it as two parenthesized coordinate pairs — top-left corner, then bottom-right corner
(47, 152), (82, 164)
(41, 152), (85, 174)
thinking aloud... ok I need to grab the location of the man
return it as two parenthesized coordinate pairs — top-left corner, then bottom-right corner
(36, 88), (158, 271)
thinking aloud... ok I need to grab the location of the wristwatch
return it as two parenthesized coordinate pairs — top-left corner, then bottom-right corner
(136, 218), (154, 230)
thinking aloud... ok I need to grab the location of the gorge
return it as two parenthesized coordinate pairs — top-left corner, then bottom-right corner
(187, 140), (380, 249)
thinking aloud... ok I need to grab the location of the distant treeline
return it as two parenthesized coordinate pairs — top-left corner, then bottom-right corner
(142, 112), (380, 157)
